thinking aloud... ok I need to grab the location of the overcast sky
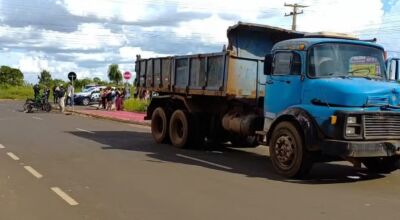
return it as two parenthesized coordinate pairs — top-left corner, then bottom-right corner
(0, 0), (399, 83)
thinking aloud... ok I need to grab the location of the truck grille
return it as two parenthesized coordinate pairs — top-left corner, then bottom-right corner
(364, 114), (400, 139)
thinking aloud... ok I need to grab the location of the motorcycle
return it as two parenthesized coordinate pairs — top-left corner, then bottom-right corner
(24, 96), (52, 113)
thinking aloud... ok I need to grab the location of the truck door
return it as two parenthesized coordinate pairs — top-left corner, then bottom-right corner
(264, 51), (303, 118)
(387, 58), (400, 81)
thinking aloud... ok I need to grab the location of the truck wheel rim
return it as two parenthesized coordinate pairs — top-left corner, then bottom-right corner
(274, 135), (296, 169)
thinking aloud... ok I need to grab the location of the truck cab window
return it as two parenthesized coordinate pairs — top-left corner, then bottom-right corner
(273, 52), (301, 75)
(308, 43), (386, 79)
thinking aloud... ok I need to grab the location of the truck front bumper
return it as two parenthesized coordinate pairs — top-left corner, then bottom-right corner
(321, 140), (400, 157)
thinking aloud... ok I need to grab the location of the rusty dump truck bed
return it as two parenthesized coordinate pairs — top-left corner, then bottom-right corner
(135, 22), (304, 99)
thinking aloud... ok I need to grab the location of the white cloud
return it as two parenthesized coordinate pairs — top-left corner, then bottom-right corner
(173, 15), (233, 44)
(2, 0), (400, 83)
(297, 0), (384, 33)
(63, 0), (148, 22)
(119, 47), (169, 61)
(40, 23), (126, 50)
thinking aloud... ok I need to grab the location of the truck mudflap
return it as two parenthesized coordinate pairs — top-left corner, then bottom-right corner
(321, 140), (400, 157)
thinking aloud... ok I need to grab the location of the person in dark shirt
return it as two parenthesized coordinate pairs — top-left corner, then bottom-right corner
(33, 84), (40, 99)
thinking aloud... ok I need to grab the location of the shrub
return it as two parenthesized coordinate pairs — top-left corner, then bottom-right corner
(0, 85), (34, 100)
(123, 99), (149, 112)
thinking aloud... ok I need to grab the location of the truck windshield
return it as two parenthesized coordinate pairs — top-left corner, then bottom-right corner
(308, 43), (386, 79)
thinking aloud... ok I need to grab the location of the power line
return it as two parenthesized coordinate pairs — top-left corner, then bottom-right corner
(284, 2), (308, 31)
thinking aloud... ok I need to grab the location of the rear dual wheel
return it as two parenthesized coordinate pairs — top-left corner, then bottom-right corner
(151, 107), (169, 144)
(169, 110), (190, 148)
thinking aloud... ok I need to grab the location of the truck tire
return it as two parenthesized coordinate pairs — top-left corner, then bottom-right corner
(362, 156), (399, 173)
(269, 121), (313, 178)
(169, 109), (191, 148)
(151, 107), (169, 144)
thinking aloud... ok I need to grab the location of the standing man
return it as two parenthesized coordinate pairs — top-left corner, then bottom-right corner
(44, 87), (50, 103)
(33, 84), (40, 99)
(66, 83), (74, 107)
(53, 85), (60, 104)
(58, 85), (66, 113)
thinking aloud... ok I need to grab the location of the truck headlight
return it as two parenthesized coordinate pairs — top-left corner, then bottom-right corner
(345, 115), (362, 138)
(347, 116), (357, 124)
(346, 127), (356, 135)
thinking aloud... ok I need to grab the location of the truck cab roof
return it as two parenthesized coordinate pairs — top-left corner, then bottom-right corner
(227, 22), (384, 58)
(271, 37), (385, 52)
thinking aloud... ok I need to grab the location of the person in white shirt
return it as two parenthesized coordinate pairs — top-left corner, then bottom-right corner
(66, 84), (74, 107)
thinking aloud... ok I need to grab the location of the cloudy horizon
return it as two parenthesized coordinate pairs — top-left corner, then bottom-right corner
(1, 0), (399, 83)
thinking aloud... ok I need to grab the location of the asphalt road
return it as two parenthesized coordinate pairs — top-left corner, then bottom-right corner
(0, 100), (400, 220)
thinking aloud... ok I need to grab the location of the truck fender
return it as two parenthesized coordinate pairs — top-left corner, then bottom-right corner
(267, 108), (320, 151)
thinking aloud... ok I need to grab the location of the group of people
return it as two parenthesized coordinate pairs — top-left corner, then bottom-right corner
(52, 84), (74, 107)
(98, 87), (127, 111)
(33, 83), (74, 113)
(32, 83), (131, 113)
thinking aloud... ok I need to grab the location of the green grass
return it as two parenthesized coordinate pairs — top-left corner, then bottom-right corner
(124, 98), (149, 112)
(0, 86), (34, 100)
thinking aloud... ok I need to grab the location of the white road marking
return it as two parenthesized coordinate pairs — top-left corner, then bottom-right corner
(6, 152), (20, 161)
(0, 144), (5, 149)
(32, 116), (43, 120)
(51, 187), (79, 206)
(176, 154), (232, 170)
(24, 166), (43, 179)
(76, 128), (95, 134)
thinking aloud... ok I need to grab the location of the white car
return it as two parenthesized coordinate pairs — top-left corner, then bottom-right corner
(74, 86), (105, 106)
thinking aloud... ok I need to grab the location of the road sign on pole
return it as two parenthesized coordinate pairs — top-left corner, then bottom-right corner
(68, 72), (77, 81)
(124, 71), (132, 80)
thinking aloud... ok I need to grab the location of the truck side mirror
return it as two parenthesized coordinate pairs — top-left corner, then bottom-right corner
(387, 58), (400, 81)
(264, 54), (273, 75)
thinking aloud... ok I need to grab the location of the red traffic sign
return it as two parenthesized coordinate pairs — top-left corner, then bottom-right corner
(123, 71), (132, 80)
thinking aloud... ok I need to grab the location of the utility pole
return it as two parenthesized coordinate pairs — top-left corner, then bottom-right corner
(284, 3), (308, 31)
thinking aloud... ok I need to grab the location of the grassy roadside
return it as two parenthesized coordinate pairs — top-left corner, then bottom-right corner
(123, 99), (149, 112)
(0, 86), (33, 100)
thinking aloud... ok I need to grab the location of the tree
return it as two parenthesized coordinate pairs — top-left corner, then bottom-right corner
(74, 78), (93, 90)
(0, 66), (24, 86)
(93, 77), (101, 83)
(107, 64), (122, 85)
(52, 79), (66, 87)
(38, 70), (52, 86)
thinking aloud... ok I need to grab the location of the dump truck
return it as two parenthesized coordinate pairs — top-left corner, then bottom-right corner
(135, 22), (400, 178)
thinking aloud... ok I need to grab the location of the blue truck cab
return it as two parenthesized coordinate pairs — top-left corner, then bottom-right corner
(263, 36), (400, 177)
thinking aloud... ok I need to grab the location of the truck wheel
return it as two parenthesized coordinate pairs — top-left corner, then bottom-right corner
(82, 98), (90, 106)
(169, 109), (191, 148)
(151, 107), (169, 144)
(362, 156), (399, 173)
(269, 121), (312, 178)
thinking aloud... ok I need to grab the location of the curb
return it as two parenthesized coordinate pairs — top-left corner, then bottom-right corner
(66, 109), (151, 127)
